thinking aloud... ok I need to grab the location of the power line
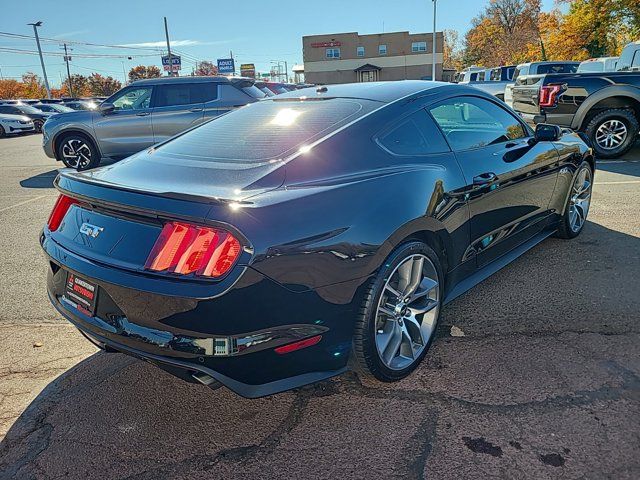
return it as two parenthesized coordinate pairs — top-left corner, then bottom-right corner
(0, 46), (158, 58)
(0, 31), (164, 51)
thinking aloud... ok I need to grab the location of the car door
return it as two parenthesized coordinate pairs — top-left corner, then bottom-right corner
(151, 82), (208, 143)
(93, 85), (154, 158)
(429, 95), (560, 268)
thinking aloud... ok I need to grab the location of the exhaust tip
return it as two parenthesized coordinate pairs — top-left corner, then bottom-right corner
(192, 372), (222, 390)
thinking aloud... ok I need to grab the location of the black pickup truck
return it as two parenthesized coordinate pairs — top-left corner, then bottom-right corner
(512, 41), (640, 158)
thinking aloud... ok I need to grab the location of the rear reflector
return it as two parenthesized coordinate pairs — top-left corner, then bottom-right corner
(47, 194), (79, 231)
(144, 222), (241, 278)
(274, 335), (323, 355)
(539, 85), (563, 108)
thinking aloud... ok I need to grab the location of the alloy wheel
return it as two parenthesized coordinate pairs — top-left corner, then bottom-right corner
(61, 139), (92, 169)
(375, 254), (440, 370)
(595, 119), (627, 150)
(568, 166), (592, 233)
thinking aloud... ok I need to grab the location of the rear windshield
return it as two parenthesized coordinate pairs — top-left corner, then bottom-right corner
(156, 98), (380, 163)
(535, 63), (579, 74)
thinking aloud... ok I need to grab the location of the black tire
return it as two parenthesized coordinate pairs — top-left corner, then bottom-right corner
(0, 125), (5, 138)
(351, 241), (444, 382)
(56, 133), (100, 170)
(584, 108), (638, 159)
(33, 119), (44, 133)
(556, 161), (593, 239)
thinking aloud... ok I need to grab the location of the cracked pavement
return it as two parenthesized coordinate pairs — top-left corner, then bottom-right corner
(0, 135), (639, 479)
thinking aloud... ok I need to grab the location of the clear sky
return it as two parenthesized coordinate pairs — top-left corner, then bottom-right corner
(0, 0), (558, 86)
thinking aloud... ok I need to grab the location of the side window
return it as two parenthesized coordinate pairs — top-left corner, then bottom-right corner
(155, 83), (217, 107)
(429, 96), (526, 151)
(632, 51), (640, 69)
(197, 83), (218, 103)
(378, 110), (449, 156)
(0, 106), (11, 114)
(111, 87), (152, 110)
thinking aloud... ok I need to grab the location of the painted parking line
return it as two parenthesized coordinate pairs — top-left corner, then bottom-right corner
(0, 195), (51, 213)
(594, 180), (640, 185)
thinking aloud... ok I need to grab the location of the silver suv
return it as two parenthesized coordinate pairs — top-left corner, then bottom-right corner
(42, 76), (266, 170)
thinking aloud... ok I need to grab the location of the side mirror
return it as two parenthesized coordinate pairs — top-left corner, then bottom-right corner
(98, 102), (115, 115)
(534, 123), (562, 142)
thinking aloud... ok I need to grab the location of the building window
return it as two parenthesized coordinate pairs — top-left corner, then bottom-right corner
(357, 46), (365, 57)
(326, 48), (341, 59)
(412, 41), (427, 52)
(378, 44), (387, 56)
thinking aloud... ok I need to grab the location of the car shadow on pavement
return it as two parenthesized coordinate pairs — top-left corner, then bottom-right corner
(1, 221), (639, 479)
(19, 170), (59, 189)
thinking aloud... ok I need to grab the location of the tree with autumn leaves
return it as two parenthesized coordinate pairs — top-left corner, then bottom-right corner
(454, 0), (639, 68)
(0, 72), (122, 99)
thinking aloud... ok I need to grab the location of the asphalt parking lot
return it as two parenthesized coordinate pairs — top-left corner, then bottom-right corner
(0, 133), (639, 479)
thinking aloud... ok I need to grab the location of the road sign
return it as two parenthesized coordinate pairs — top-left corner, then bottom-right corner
(217, 58), (235, 74)
(240, 63), (255, 78)
(161, 55), (181, 72)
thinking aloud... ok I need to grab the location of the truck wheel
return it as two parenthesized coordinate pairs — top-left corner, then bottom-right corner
(584, 109), (638, 159)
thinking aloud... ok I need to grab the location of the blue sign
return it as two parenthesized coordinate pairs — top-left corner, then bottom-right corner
(217, 58), (235, 74)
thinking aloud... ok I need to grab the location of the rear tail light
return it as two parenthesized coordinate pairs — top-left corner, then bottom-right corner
(144, 222), (241, 278)
(47, 194), (79, 231)
(539, 85), (563, 108)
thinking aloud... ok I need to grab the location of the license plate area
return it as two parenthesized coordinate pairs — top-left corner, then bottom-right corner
(64, 271), (98, 316)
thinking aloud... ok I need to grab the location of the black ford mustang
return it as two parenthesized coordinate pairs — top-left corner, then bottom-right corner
(42, 81), (594, 398)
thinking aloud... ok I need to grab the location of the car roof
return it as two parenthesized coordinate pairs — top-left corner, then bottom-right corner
(275, 80), (452, 103)
(129, 75), (241, 86)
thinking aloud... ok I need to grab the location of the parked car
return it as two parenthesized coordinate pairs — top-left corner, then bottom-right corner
(32, 103), (75, 114)
(511, 41), (640, 158)
(455, 66), (486, 83)
(254, 81), (276, 96)
(467, 65), (516, 100)
(504, 61), (580, 107)
(63, 100), (99, 111)
(577, 57), (619, 73)
(616, 40), (640, 71)
(0, 104), (52, 132)
(42, 81), (594, 398)
(0, 114), (35, 137)
(0, 99), (40, 105)
(42, 76), (266, 170)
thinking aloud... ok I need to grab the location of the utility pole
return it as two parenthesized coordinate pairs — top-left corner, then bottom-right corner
(431, 0), (437, 81)
(62, 43), (73, 97)
(284, 61), (288, 83)
(28, 21), (51, 98)
(164, 17), (174, 77)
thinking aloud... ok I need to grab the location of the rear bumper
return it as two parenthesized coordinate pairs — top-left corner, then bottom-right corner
(518, 111), (574, 128)
(42, 232), (356, 398)
(50, 292), (345, 398)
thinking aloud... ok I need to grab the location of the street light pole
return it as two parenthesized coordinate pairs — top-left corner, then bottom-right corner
(28, 21), (51, 98)
(432, 0), (437, 81)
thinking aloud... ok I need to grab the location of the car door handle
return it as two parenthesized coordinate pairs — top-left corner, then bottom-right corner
(473, 172), (497, 186)
(190, 107), (203, 112)
(136, 112), (150, 117)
